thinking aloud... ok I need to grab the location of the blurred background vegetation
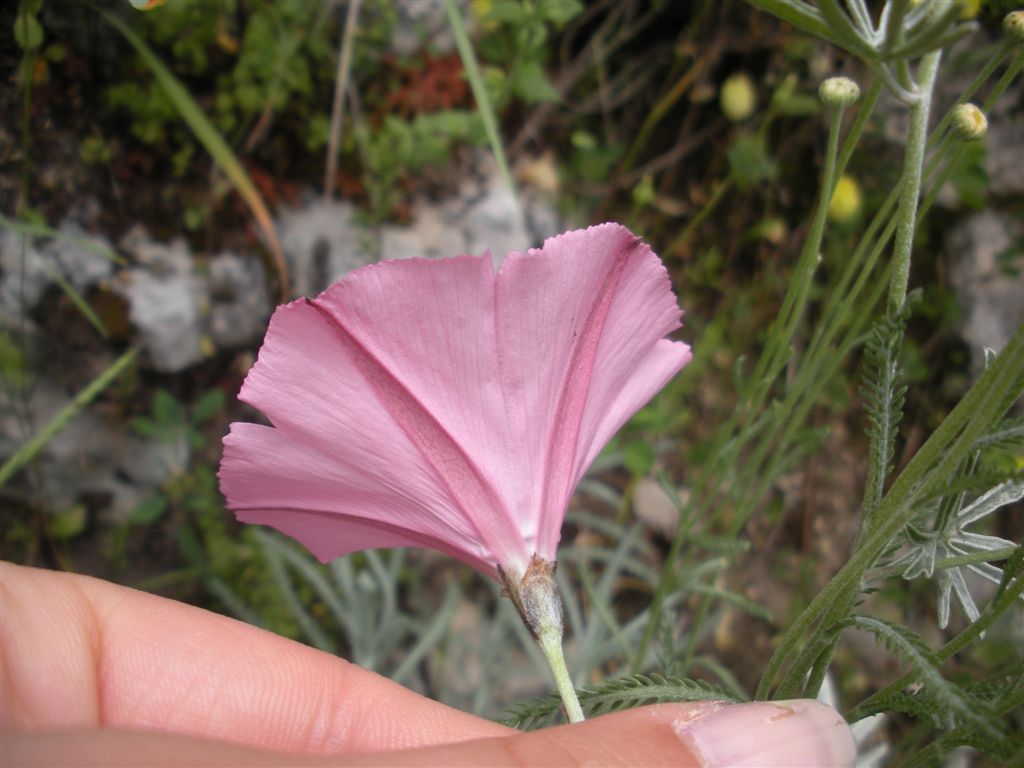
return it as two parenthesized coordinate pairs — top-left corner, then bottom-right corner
(2, 0), (1022, 760)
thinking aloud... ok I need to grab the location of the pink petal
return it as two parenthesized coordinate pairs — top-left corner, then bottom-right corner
(220, 223), (691, 577)
(494, 224), (690, 557)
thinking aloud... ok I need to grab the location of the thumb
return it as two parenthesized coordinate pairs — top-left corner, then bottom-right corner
(350, 699), (857, 767)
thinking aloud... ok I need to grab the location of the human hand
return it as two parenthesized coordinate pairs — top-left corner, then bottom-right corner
(2, 563), (855, 766)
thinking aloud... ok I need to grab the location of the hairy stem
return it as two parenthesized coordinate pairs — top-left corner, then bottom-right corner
(887, 50), (941, 314)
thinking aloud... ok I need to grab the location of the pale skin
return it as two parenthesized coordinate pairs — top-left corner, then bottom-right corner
(2, 561), (712, 765)
(2, 562), (707, 767)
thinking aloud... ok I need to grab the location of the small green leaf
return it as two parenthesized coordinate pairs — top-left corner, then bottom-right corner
(14, 12), (43, 50)
(44, 42), (66, 62)
(49, 505), (88, 539)
(129, 495), (168, 524)
(949, 141), (988, 209)
(192, 387), (226, 423)
(0, 331), (28, 391)
(539, 0), (583, 24)
(623, 440), (657, 477)
(130, 416), (160, 438)
(153, 390), (182, 426)
(727, 134), (778, 189)
(511, 60), (559, 103)
(482, 0), (526, 24)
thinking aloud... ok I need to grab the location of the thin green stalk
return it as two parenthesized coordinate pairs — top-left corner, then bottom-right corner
(746, 101), (846, 420)
(324, 0), (361, 200)
(18, 4), (33, 208)
(633, 96), (863, 668)
(925, 44), (1011, 151)
(444, 0), (515, 197)
(835, 78), (883, 178)
(666, 177), (732, 254)
(537, 629), (585, 723)
(887, 50), (941, 314)
(0, 348), (139, 487)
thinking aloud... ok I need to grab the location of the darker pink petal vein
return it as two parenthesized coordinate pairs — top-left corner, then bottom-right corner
(218, 223), (692, 579)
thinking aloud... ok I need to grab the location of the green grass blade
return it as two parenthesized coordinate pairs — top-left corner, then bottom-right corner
(0, 214), (124, 264)
(37, 257), (109, 338)
(93, 7), (289, 296)
(444, 0), (516, 198)
(0, 347), (138, 487)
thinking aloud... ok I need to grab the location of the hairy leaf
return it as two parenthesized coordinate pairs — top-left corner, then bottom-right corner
(502, 674), (739, 731)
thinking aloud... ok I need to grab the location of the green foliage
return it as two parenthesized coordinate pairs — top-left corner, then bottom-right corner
(502, 673), (739, 730)
(948, 140), (989, 208)
(0, 349), (139, 489)
(132, 388), (223, 452)
(842, 616), (999, 736)
(474, 0), (580, 105)
(859, 296), (916, 517)
(14, 10), (44, 51)
(107, 1), (334, 163)
(358, 111), (487, 221)
(0, 331), (29, 392)
(726, 134), (778, 188)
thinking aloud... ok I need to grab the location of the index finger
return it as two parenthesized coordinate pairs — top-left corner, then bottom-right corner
(1, 562), (511, 754)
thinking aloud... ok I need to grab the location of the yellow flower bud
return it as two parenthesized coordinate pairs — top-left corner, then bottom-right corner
(1004, 11), (1024, 44)
(828, 175), (862, 224)
(952, 103), (988, 141)
(720, 74), (757, 122)
(958, 0), (981, 20)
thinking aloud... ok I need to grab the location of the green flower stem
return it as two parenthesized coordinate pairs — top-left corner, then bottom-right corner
(887, 50), (941, 315)
(502, 558), (584, 724)
(746, 101), (845, 422)
(537, 625), (585, 724)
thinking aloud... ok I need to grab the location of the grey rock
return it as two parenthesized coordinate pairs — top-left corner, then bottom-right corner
(379, 204), (469, 262)
(948, 209), (1024, 372)
(44, 221), (115, 291)
(118, 227), (207, 372)
(461, 172), (532, 263)
(276, 198), (375, 298)
(986, 96), (1024, 197)
(208, 252), (273, 348)
(0, 379), (185, 520)
(0, 230), (51, 324)
(391, 0), (458, 57)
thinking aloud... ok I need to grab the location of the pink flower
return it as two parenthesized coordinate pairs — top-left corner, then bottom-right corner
(219, 223), (691, 580)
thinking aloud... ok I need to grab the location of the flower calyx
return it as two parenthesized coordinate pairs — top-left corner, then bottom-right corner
(500, 554), (563, 643)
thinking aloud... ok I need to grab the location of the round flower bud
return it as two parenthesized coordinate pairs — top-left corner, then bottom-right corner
(952, 103), (988, 141)
(1004, 11), (1024, 44)
(828, 175), (862, 224)
(720, 74), (757, 122)
(818, 77), (861, 108)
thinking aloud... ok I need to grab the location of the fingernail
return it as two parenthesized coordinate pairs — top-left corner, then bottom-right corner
(671, 699), (856, 767)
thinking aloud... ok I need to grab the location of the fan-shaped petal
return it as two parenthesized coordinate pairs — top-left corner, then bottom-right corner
(219, 223), (691, 578)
